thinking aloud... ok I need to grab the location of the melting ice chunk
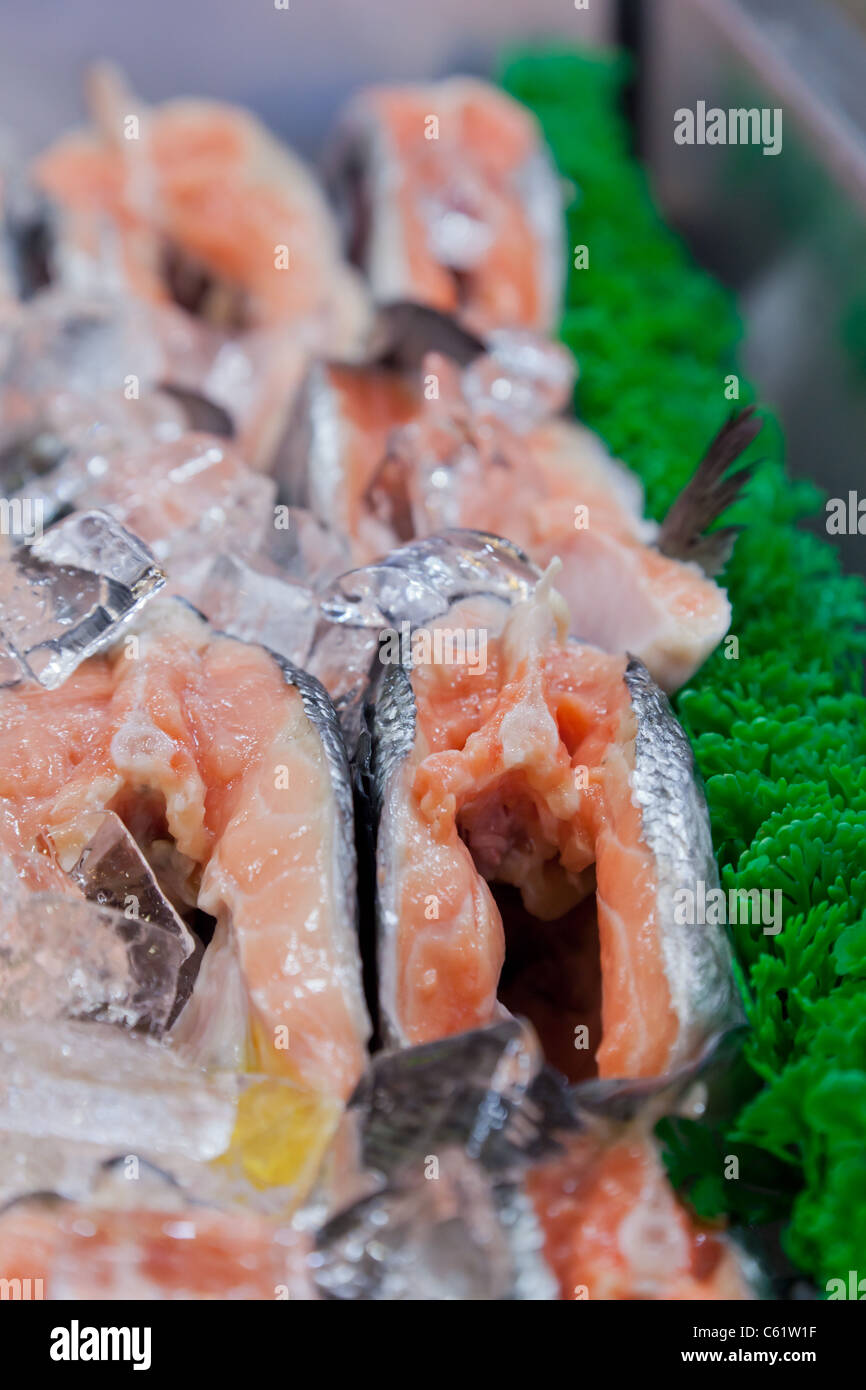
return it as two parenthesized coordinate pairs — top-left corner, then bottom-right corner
(314, 1150), (525, 1300)
(0, 509), (164, 688)
(313, 1022), (562, 1300)
(64, 809), (201, 1025)
(0, 891), (187, 1034)
(0, 290), (164, 402)
(318, 530), (538, 633)
(194, 552), (317, 668)
(191, 510), (348, 669)
(50, 434), (277, 598)
(0, 1020), (337, 1217)
(306, 621), (381, 749)
(0, 1020), (239, 1160)
(0, 391), (190, 533)
(340, 1020), (558, 1184)
(66, 809), (196, 961)
(462, 330), (576, 431)
(263, 508), (351, 589)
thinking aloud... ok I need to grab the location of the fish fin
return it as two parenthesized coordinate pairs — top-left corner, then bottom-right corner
(570, 1025), (749, 1126)
(366, 300), (486, 371)
(657, 406), (763, 576)
(157, 383), (235, 438)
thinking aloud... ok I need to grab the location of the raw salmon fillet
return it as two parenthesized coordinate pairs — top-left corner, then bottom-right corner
(287, 349), (745, 692)
(372, 572), (738, 1078)
(0, 598), (369, 1100)
(34, 66), (370, 469)
(327, 77), (564, 333)
(0, 1198), (314, 1300)
(528, 1129), (754, 1300)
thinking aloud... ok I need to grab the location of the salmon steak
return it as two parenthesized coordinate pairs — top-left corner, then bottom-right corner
(326, 78), (564, 334)
(0, 597), (370, 1100)
(363, 547), (740, 1079)
(283, 318), (760, 692)
(31, 65), (370, 469)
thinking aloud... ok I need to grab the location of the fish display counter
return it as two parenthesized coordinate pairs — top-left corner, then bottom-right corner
(0, 0), (863, 1317)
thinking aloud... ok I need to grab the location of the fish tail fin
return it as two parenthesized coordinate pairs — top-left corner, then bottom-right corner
(657, 405), (763, 576)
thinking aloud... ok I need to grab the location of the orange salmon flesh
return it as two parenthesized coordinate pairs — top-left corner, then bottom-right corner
(0, 600), (368, 1100)
(528, 1131), (753, 1300)
(0, 1200), (313, 1300)
(305, 365), (731, 692)
(335, 80), (560, 333)
(382, 609), (684, 1078)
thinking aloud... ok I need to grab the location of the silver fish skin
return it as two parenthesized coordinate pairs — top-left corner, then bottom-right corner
(369, 660), (415, 823)
(0, 157), (55, 301)
(271, 301), (483, 518)
(368, 660), (416, 1046)
(568, 1024), (748, 1125)
(271, 358), (339, 519)
(154, 383), (234, 438)
(363, 300), (486, 372)
(270, 652), (360, 947)
(623, 656), (745, 1066)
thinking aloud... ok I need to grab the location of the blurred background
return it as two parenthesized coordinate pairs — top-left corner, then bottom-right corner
(1, 0), (864, 570)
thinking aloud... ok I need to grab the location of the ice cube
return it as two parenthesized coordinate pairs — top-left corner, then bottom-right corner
(0, 1020), (239, 1167)
(0, 891), (187, 1035)
(306, 622), (380, 753)
(0, 509), (164, 688)
(66, 809), (196, 960)
(318, 530), (538, 633)
(0, 290), (223, 522)
(263, 508), (351, 589)
(462, 331), (576, 432)
(314, 1150), (523, 1300)
(193, 551), (317, 667)
(341, 1020), (559, 1185)
(0, 289), (164, 402)
(311, 1023), (565, 1299)
(0, 1021), (337, 1217)
(59, 435), (276, 596)
(64, 809), (201, 1024)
